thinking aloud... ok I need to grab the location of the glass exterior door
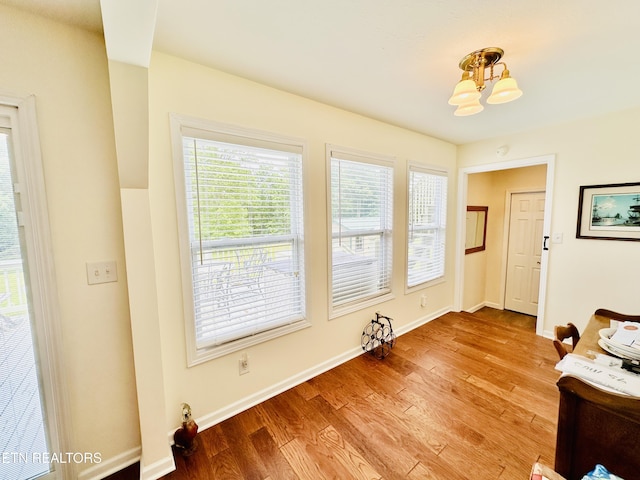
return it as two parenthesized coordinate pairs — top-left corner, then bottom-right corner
(0, 129), (52, 480)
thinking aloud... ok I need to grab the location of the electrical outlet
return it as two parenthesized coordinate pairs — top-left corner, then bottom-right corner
(86, 261), (118, 285)
(239, 353), (250, 375)
(420, 294), (428, 308)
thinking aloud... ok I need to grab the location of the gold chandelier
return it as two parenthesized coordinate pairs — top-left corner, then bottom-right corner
(448, 47), (522, 116)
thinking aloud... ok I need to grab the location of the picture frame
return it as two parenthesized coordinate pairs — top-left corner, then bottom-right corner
(576, 182), (640, 241)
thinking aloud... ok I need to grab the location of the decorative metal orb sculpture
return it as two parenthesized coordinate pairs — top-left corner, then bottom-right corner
(361, 312), (396, 359)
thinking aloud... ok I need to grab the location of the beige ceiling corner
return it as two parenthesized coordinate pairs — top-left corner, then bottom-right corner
(101, 0), (156, 67)
(102, 0), (157, 188)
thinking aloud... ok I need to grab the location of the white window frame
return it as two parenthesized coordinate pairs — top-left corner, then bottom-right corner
(406, 163), (449, 291)
(0, 95), (71, 479)
(326, 144), (395, 319)
(170, 114), (309, 366)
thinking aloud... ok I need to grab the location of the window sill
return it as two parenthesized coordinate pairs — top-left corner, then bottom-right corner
(186, 318), (312, 367)
(329, 292), (396, 321)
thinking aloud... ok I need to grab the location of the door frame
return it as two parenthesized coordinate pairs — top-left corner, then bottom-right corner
(1, 94), (73, 478)
(454, 154), (556, 336)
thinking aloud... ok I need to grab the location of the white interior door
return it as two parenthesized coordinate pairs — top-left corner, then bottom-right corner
(505, 192), (545, 316)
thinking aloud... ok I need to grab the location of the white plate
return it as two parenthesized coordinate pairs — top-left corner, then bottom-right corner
(598, 339), (640, 361)
(598, 327), (640, 357)
(601, 338), (640, 358)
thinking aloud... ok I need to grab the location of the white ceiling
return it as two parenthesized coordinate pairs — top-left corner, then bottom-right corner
(4, 0), (640, 145)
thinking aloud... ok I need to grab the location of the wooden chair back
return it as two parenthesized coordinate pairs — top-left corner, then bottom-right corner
(594, 308), (640, 322)
(553, 323), (580, 360)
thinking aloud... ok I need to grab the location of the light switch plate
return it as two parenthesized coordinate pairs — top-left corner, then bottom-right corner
(552, 232), (563, 244)
(86, 261), (118, 285)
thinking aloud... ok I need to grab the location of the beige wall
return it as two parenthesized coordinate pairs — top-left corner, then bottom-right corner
(0, 6), (458, 473)
(0, 3), (140, 474)
(5, 3), (640, 475)
(148, 51), (457, 431)
(459, 109), (640, 334)
(463, 172), (492, 311)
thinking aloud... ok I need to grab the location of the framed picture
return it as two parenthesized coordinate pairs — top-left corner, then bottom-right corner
(576, 182), (640, 241)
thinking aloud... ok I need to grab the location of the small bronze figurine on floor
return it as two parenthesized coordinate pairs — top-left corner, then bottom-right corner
(173, 403), (198, 456)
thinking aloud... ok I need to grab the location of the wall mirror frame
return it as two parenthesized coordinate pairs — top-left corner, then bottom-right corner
(465, 206), (488, 254)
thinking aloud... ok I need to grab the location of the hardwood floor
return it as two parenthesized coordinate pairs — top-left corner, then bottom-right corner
(118, 308), (561, 479)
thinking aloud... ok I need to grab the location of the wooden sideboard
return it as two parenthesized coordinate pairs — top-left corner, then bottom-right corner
(554, 309), (640, 480)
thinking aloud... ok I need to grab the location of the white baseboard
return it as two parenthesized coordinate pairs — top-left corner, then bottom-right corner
(77, 446), (141, 480)
(141, 455), (176, 480)
(176, 305), (453, 439)
(542, 329), (554, 340)
(394, 305), (452, 336)
(85, 307), (454, 479)
(465, 301), (502, 313)
(484, 301), (502, 310)
(465, 302), (486, 313)
(76, 446), (175, 480)
(190, 345), (364, 434)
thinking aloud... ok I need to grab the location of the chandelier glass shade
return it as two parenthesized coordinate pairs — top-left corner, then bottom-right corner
(454, 101), (484, 116)
(486, 69), (522, 104)
(448, 47), (522, 116)
(448, 73), (480, 106)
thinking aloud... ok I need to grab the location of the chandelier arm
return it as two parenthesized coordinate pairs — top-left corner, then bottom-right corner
(485, 62), (508, 82)
(475, 63), (505, 84)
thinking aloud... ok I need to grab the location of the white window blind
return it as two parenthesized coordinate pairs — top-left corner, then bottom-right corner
(179, 130), (305, 352)
(407, 166), (448, 287)
(329, 148), (393, 310)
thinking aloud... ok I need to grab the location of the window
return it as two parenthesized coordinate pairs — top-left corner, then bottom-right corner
(328, 145), (394, 315)
(172, 116), (307, 364)
(407, 165), (448, 288)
